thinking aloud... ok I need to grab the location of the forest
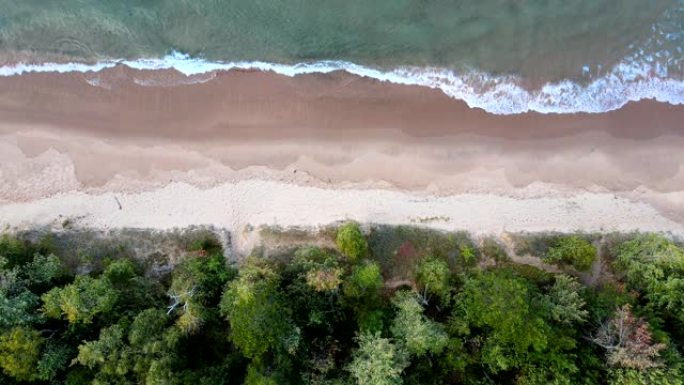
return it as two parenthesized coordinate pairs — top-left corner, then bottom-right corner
(0, 223), (683, 385)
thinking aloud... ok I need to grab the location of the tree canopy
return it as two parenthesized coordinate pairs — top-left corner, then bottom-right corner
(0, 327), (43, 382)
(391, 290), (448, 356)
(348, 332), (408, 385)
(336, 222), (369, 262)
(220, 259), (300, 359)
(0, 229), (683, 384)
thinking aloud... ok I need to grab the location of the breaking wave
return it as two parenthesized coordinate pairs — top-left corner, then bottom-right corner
(0, 51), (682, 115)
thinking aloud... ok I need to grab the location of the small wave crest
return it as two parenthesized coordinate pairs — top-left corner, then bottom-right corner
(0, 51), (682, 115)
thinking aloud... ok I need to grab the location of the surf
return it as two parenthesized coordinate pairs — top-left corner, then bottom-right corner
(1, 51), (682, 115)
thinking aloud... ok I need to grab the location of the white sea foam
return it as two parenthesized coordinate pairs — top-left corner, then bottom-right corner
(0, 51), (682, 115)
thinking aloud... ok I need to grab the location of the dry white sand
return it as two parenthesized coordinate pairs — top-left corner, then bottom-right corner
(1, 180), (682, 254)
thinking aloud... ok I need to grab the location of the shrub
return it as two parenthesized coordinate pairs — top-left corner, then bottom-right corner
(481, 238), (508, 262)
(306, 267), (344, 292)
(336, 222), (368, 262)
(503, 263), (554, 286)
(459, 244), (477, 266)
(188, 235), (223, 256)
(0, 235), (32, 268)
(544, 236), (597, 271)
(511, 233), (563, 258)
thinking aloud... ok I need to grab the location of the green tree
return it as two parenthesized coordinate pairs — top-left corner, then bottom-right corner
(36, 342), (71, 382)
(41, 275), (118, 324)
(343, 262), (383, 299)
(166, 251), (234, 335)
(0, 254), (64, 328)
(0, 284), (40, 328)
(343, 261), (385, 331)
(174, 251), (234, 305)
(616, 234), (684, 285)
(544, 275), (588, 325)
(103, 259), (164, 320)
(144, 358), (177, 385)
(614, 234), (684, 324)
(348, 332), (408, 385)
(128, 309), (178, 383)
(103, 259), (138, 286)
(306, 267), (344, 292)
(75, 310), (179, 385)
(167, 266), (205, 336)
(220, 260), (299, 358)
(391, 290), (448, 356)
(414, 257), (450, 304)
(336, 222), (368, 262)
(244, 364), (280, 385)
(456, 270), (550, 372)
(292, 246), (344, 293)
(544, 236), (596, 271)
(75, 324), (133, 384)
(516, 364), (576, 385)
(23, 253), (66, 289)
(0, 326), (43, 381)
(608, 368), (683, 385)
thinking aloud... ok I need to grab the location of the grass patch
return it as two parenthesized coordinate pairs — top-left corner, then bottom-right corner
(259, 225), (336, 245)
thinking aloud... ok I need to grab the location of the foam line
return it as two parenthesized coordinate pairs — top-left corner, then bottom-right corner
(1, 52), (682, 114)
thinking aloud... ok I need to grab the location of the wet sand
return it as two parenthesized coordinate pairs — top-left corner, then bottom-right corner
(0, 66), (682, 141)
(0, 66), (683, 233)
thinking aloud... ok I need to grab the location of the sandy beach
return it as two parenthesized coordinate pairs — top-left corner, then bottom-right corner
(1, 66), (683, 241)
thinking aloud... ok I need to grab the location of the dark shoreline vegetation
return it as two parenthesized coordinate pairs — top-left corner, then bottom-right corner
(0, 224), (683, 384)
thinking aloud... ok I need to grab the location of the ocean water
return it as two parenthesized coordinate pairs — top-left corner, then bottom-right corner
(0, 0), (682, 114)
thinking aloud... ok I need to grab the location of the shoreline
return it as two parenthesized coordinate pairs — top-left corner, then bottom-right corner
(0, 55), (682, 114)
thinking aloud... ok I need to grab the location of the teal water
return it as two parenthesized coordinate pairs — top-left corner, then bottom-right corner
(0, 0), (682, 113)
(0, 0), (681, 80)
